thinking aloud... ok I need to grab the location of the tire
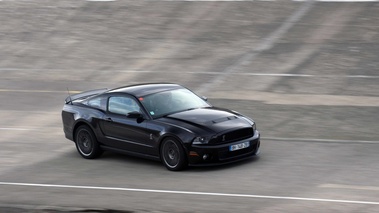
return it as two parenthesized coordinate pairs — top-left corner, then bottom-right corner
(75, 125), (102, 159)
(160, 137), (187, 171)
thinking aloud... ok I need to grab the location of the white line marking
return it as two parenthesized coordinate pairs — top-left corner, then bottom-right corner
(296, 0), (378, 1)
(0, 182), (378, 205)
(241, 73), (379, 78)
(158, 0), (378, 1)
(87, 0), (115, 1)
(120, 71), (379, 79)
(158, 0), (256, 1)
(0, 89), (81, 93)
(346, 75), (379, 79)
(0, 127), (31, 131)
(1, 69), (379, 79)
(244, 73), (314, 77)
(263, 137), (379, 144)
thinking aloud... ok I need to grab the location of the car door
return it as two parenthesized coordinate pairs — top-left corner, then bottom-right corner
(99, 95), (154, 155)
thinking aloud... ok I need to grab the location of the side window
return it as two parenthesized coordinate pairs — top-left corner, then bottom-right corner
(87, 96), (106, 111)
(108, 96), (141, 115)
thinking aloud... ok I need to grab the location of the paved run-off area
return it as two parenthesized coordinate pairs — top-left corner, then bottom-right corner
(0, 0), (378, 212)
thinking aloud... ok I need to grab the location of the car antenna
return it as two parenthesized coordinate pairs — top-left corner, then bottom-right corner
(67, 87), (73, 105)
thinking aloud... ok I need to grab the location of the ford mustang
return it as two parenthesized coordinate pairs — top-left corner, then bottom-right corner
(61, 83), (260, 171)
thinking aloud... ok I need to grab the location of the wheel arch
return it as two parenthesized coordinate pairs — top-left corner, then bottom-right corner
(158, 134), (189, 171)
(158, 133), (189, 160)
(156, 123), (195, 152)
(72, 120), (95, 142)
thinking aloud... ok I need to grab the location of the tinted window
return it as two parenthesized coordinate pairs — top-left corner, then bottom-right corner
(140, 88), (210, 118)
(87, 96), (106, 111)
(108, 96), (141, 115)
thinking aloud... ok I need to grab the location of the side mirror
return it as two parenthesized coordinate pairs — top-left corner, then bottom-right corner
(127, 111), (145, 123)
(127, 111), (142, 119)
(201, 96), (208, 101)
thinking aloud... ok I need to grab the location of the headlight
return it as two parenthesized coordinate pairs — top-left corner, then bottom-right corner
(192, 136), (208, 145)
(252, 123), (256, 131)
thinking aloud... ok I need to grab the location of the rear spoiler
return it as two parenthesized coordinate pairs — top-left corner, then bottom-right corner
(65, 88), (108, 104)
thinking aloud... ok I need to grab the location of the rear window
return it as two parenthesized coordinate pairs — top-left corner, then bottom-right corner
(86, 96), (107, 111)
(108, 96), (141, 115)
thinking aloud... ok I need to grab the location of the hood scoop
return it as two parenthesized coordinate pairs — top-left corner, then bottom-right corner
(164, 108), (251, 134)
(165, 108), (246, 128)
(210, 116), (238, 124)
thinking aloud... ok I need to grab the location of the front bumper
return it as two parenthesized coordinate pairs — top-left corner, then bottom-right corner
(188, 130), (260, 166)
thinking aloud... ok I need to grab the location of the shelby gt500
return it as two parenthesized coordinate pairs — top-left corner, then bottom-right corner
(62, 83), (260, 171)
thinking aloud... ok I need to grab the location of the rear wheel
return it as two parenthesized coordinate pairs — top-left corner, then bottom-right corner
(160, 138), (187, 171)
(75, 125), (102, 159)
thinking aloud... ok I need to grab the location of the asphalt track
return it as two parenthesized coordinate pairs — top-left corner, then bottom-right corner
(0, 0), (379, 212)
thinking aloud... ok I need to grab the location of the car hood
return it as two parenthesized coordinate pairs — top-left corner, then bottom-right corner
(163, 108), (252, 133)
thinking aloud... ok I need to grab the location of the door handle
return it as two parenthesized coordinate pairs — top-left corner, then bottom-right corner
(105, 117), (113, 122)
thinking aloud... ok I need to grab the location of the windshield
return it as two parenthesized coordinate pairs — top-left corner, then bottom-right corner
(140, 88), (210, 118)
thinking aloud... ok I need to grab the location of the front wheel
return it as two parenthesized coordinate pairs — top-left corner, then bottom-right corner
(75, 125), (102, 159)
(160, 138), (187, 171)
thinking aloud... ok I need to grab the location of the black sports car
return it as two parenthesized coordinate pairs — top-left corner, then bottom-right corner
(62, 83), (260, 171)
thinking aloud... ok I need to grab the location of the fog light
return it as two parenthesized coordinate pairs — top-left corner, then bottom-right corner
(203, 154), (209, 160)
(189, 151), (199, 157)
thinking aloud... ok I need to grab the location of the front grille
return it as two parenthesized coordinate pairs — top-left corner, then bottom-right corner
(209, 127), (254, 144)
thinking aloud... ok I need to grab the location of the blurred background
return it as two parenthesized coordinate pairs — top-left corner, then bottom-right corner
(0, 0), (378, 212)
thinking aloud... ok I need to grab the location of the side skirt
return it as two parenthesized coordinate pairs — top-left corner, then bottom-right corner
(99, 145), (160, 161)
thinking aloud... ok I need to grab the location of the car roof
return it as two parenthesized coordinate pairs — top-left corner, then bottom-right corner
(107, 83), (184, 97)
